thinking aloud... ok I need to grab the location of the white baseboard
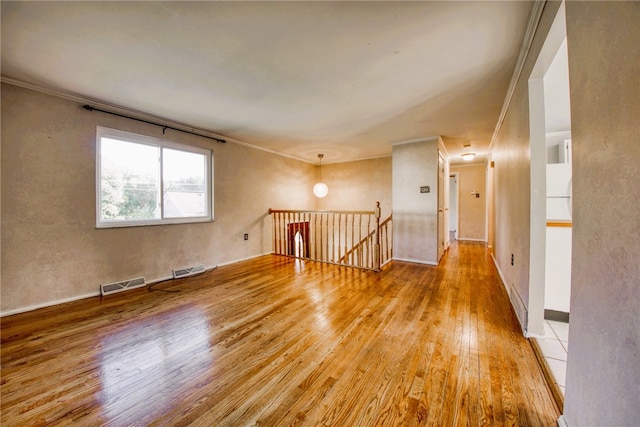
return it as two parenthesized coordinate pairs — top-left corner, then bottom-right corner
(557, 415), (569, 427)
(1, 291), (101, 318)
(457, 238), (487, 242)
(525, 330), (546, 339)
(491, 252), (511, 298)
(217, 252), (272, 267)
(490, 252), (528, 335)
(0, 252), (273, 318)
(381, 258), (393, 268)
(392, 257), (437, 266)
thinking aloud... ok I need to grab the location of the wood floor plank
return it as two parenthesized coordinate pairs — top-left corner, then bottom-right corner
(1, 241), (559, 426)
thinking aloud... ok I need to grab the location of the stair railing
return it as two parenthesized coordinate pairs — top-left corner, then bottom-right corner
(268, 202), (391, 271)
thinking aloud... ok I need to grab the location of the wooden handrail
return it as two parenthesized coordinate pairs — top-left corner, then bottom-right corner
(269, 208), (375, 215)
(338, 214), (392, 264)
(268, 203), (391, 272)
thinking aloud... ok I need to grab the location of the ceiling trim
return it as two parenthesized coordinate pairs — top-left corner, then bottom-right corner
(390, 136), (440, 146)
(1, 76), (395, 165)
(389, 135), (450, 160)
(489, 0), (547, 152)
(1, 76), (230, 140)
(0, 76), (315, 162)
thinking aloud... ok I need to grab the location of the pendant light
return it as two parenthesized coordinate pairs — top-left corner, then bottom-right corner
(313, 154), (328, 198)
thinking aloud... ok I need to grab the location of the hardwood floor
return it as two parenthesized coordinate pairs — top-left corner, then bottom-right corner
(1, 241), (559, 426)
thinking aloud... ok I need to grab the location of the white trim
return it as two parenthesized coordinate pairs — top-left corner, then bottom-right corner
(96, 126), (213, 228)
(1, 76), (230, 142)
(392, 257), (438, 266)
(216, 252), (272, 268)
(485, 161), (491, 244)
(0, 291), (101, 317)
(489, 0), (546, 151)
(527, 0), (568, 340)
(317, 153), (392, 166)
(546, 130), (572, 139)
(450, 171), (459, 240)
(491, 252), (511, 296)
(525, 330), (546, 339)
(225, 135), (315, 164)
(491, 252), (528, 335)
(557, 415), (570, 427)
(1, 77), (390, 166)
(437, 136), (450, 159)
(390, 135), (440, 146)
(0, 253), (273, 317)
(457, 238), (487, 243)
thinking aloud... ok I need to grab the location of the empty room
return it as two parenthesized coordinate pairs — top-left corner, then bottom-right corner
(1, 2), (638, 426)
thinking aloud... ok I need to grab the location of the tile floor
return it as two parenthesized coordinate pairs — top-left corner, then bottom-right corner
(536, 320), (569, 395)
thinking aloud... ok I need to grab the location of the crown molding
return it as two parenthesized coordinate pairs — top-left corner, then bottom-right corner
(489, 0), (547, 151)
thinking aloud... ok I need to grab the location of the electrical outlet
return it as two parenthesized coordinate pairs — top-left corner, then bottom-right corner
(420, 186), (430, 193)
(244, 234), (249, 240)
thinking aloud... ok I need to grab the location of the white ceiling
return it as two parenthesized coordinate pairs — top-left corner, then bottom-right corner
(1, 1), (533, 164)
(544, 38), (572, 134)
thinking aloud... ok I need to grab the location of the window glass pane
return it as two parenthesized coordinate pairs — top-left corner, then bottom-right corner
(100, 138), (160, 221)
(162, 148), (207, 218)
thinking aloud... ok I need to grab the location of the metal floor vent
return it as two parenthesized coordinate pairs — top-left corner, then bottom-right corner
(173, 264), (205, 279)
(101, 277), (146, 296)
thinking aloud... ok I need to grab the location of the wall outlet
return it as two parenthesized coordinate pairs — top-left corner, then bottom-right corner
(244, 233), (249, 240)
(420, 186), (430, 193)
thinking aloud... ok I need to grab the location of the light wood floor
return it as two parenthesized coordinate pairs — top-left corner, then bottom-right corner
(1, 241), (559, 426)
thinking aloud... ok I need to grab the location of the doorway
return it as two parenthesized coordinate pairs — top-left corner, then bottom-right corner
(527, 0), (572, 399)
(449, 173), (459, 241)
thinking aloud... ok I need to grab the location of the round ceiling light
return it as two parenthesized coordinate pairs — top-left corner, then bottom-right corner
(313, 182), (328, 198)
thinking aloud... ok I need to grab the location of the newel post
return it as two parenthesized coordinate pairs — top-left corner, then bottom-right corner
(374, 201), (381, 271)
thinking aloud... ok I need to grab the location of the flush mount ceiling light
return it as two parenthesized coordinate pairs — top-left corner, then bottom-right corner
(461, 142), (475, 161)
(313, 154), (328, 198)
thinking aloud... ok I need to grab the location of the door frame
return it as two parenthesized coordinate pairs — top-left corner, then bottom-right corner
(526, 1), (568, 338)
(449, 172), (459, 241)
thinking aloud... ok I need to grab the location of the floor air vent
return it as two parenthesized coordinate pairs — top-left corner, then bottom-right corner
(173, 264), (205, 279)
(101, 277), (146, 296)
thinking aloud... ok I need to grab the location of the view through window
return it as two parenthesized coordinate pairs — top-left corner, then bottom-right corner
(96, 127), (213, 227)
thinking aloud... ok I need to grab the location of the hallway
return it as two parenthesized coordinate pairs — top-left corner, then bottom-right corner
(1, 241), (559, 425)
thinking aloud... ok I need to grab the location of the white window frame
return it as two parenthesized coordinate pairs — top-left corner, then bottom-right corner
(96, 126), (214, 228)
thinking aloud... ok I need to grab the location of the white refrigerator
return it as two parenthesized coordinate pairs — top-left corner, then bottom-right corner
(546, 163), (572, 220)
(545, 162), (572, 314)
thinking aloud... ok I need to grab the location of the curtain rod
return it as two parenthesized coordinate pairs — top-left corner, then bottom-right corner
(82, 105), (226, 143)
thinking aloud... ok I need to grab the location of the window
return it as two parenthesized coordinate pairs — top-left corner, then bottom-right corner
(96, 127), (213, 228)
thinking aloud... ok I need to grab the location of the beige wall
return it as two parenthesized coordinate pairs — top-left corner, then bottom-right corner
(1, 83), (315, 314)
(450, 163), (486, 241)
(316, 157), (392, 220)
(392, 140), (439, 264)
(491, 1), (562, 331)
(563, 2), (640, 425)
(493, 1), (639, 423)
